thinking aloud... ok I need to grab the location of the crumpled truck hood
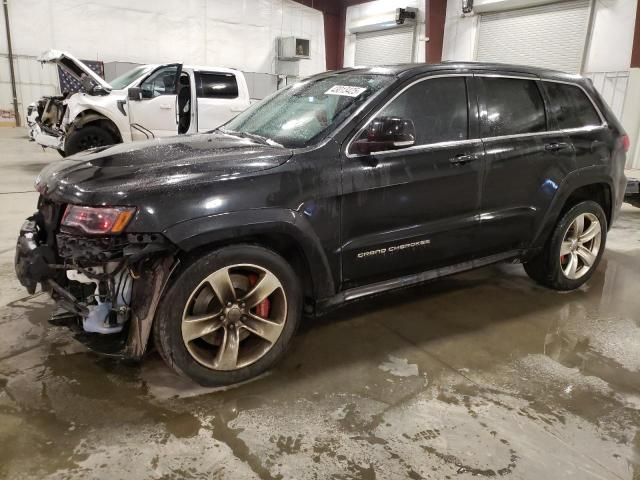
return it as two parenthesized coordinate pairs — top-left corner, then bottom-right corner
(38, 49), (112, 92)
(35, 132), (293, 206)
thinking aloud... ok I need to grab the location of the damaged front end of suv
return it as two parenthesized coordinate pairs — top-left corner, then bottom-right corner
(15, 197), (176, 357)
(14, 131), (294, 363)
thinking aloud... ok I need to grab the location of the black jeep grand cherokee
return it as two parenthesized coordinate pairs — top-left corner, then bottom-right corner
(16, 63), (628, 386)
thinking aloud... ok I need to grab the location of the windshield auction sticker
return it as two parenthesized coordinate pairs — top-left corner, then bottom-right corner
(325, 85), (367, 97)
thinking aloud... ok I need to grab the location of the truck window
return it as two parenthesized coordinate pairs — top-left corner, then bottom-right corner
(544, 82), (601, 129)
(140, 66), (179, 98)
(377, 77), (468, 145)
(479, 77), (546, 137)
(197, 72), (239, 99)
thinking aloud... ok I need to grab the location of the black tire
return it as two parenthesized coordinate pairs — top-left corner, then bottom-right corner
(56, 148), (67, 158)
(64, 125), (116, 156)
(153, 245), (302, 386)
(524, 200), (607, 291)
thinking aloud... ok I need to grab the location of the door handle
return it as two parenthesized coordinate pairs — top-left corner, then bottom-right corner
(544, 142), (571, 153)
(160, 104), (172, 110)
(449, 153), (478, 165)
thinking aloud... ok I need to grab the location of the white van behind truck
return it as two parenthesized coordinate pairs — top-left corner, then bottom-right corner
(30, 50), (251, 156)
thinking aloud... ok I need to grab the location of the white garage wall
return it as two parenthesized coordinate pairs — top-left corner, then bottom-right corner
(442, 0), (637, 73)
(343, 0), (427, 68)
(0, 0), (326, 125)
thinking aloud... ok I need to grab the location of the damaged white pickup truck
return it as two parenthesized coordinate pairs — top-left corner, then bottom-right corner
(30, 50), (251, 156)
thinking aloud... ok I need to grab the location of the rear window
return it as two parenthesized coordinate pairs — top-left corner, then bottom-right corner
(480, 77), (546, 137)
(197, 72), (239, 99)
(544, 82), (601, 129)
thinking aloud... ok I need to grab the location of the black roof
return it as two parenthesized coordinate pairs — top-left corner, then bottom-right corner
(324, 61), (585, 83)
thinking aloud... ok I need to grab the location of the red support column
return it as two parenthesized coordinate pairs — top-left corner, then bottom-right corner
(425, 0), (446, 63)
(632, 0), (640, 68)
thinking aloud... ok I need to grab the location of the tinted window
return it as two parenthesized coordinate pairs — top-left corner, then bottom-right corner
(140, 66), (178, 98)
(198, 72), (239, 99)
(480, 78), (546, 137)
(544, 82), (601, 129)
(377, 77), (468, 145)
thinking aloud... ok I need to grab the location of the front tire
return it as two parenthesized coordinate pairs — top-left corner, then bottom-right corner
(64, 125), (116, 156)
(524, 200), (607, 290)
(153, 245), (302, 386)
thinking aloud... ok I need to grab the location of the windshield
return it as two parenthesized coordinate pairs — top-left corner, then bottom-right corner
(223, 73), (395, 148)
(109, 65), (156, 90)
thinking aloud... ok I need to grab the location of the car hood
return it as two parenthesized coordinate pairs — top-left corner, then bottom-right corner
(35, 132), (293, 205)
(38, 49), (112, 92)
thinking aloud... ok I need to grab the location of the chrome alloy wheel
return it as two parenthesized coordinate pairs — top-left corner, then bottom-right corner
(559, 212), (602, 280)
(181, 264), (287, 371)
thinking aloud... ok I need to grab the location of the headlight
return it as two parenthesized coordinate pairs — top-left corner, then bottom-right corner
(61, 205), (136, 235)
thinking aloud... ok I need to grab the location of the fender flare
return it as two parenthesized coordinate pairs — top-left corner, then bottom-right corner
(163, 208), (336, 299)
(531, 166), (614, 249)
(70, 111), (123, 142)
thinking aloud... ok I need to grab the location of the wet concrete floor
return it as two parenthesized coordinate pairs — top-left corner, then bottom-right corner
(1, 128), (640, 479)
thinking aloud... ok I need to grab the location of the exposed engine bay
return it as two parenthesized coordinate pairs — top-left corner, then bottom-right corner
(15, 198), (176, 358)
(27, 94), (70, 149)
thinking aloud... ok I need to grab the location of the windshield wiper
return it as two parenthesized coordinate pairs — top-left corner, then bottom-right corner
(218, 128), (283, 148)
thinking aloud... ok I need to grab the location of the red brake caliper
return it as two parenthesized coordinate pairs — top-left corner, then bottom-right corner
(248, 274), (271, 318)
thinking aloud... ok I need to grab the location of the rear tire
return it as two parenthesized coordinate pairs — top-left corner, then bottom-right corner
(524, 200), (607, 290)
(153, 245), (302, 386)
(64, 125), (116, 156)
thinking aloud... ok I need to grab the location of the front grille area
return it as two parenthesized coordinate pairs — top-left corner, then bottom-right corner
(35, 197), (65, 251)
(56, 233), (129, 265)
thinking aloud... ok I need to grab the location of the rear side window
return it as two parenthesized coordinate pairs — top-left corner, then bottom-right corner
(544, 82), (601, 129)
(197, 72), (239, 99)
(479, 77), (546, 137)
(378, 77), (468, 145)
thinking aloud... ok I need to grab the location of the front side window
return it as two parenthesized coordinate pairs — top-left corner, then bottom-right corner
(198, 72), (239, 99)
(223, 73), (394, 148)
(374, 76), (468, 146)
(544, 82), (601, 129)
(139, 66), (179, 98)
(109, 65), (156, 90)
(480, 77), (546, 137)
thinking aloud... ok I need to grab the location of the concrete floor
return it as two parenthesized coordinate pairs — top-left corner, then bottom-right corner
(1, 127), (640, 480)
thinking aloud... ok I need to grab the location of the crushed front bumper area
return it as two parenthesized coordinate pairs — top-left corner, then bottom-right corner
(15, 212), (177, 359)
(30, 122), (65, 150)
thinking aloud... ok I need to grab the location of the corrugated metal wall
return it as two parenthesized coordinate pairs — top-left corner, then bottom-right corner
(354, 26), (415, 66)
(476, 0), (591, 73)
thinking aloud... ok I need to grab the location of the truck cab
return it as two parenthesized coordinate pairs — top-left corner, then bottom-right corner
(30, 51), (250, 155)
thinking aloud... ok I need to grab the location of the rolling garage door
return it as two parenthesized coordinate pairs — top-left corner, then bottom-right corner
(476, 0), (591, 73)
(355, 26), (415, 66)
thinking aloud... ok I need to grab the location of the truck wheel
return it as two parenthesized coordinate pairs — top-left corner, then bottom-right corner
(153, 245), (302, 386)
(64, 125), (116, 156)
(524, 200), (607, 291)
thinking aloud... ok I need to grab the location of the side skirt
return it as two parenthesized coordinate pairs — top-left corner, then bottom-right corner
(315, 250), (523, 314)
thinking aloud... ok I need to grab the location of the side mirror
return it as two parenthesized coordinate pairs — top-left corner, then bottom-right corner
(91, 85), (109, 96)
(351, 116), (416, 155)
(128, 87), (142, 101)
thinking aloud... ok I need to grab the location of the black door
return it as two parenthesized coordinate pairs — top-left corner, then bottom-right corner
(541, 80), (610, 172)
(475, 75), (575, 256)
(340, 75), (485, 287)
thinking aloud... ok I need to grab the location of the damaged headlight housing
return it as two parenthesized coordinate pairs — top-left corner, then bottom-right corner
(61, 205), (136, 235)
